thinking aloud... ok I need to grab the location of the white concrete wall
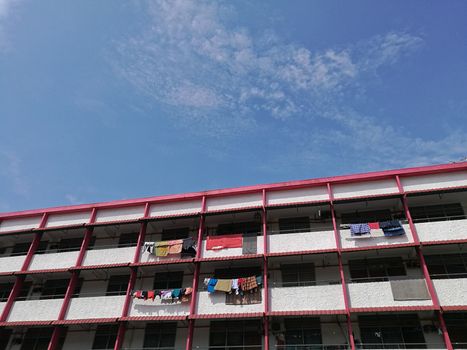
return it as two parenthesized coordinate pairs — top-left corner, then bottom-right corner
(206, 193), (262, 212)
(201, 236), (263, 258)
(82, 246), (135, 266)
(268, 230), (336, 253)
(196, 290), (264, 315)
(416, 219), (467, 243)
(7, 298), (63, 321)
(95, 206), (145, 223)
(0, 255), (25, 273)
(0, 302), (5, 316)
(269, 285), (345, 311)
(348, 281), (433, 308)
(149, 199), (202, 217)
(401, 171), (467, 192)
(433, 278), (467, 306)
(0, 216), (41, 232)
(65, 295), (125, 319)
(128, 297), (190, 317)
(332, 179), (399, 200)
(45, 211), (91, 228)
(267, 187), (329, 206)
(29, 250), (80, 271)
(340, 223), (413, 249)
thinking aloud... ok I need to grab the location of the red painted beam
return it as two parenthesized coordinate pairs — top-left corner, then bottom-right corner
(262, 189), (270, 350)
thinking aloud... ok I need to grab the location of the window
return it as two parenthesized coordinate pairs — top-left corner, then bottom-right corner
(118, 232), (139, 247)
(340, 209), (399, 224)
(358, 314), (425, 349)
(161, 227), (190, 241)
(278, 217), (310, 233)
(17, 281), (32, 300)
(214, 266), (262, 280)
(349, 257), (406, 282)
(209, 320), (262, 350)
(409, 203), (465, 222)
(425, 253), (467, 279)
(281, 263), (315, 287)
(40, 279), (70, 299)
(106, 275), (129, 296)
(92, 325), (118, 349)
(57, 237), (87, 252)
(10, 241), (49, 256)
(284, 318), (322, 347)
(0, 283), (13, 302)
(153, 271), (184, 290)
(217, 221), (261, 235)
(20, 327), (66, 350)
(0, 329), (12, 350)
(444, 313), (467, 348)
(143, 322), (177, 349)
(33, 241), (51, 255)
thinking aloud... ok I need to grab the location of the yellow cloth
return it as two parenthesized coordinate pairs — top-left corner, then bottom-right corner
(214, 279), (232, 292)
(155, 241), (169, 257)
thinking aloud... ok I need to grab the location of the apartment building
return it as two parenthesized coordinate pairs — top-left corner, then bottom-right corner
(0, 162), (466, 350)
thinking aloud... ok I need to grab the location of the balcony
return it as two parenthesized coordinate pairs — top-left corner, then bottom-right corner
(196, 290), (264, 316)
(28, 249), (80, 271)
(415, 217), (467, 243)
(65, 295), (126, 320)
(200, 236), (264, 259)
(433, 277), (467, 307)
(0, 254), (26, 274)
(347, 278), (433, 310)
(7, 298), (63, 322)
(82, 245), (135, 266)
(269, 282), (345, 313)
(268, 227), (336, 255)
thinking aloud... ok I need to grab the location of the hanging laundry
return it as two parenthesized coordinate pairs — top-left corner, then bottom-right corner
(167, 239), (183, 254)
(231, 279), (240, 295)
(255, 275), (263, 286)
(147, 290), (155, 301)
(143, 242), (155, 253)
(161, 290), (173, 300)
(155, 241), (169, 256)
(206, 234), (243, 250)
(207, 278), (218, 293)
(368, 222), (380, 229)
(182, 237), (195, 250)
(171, 288), (182, 299)
(184, 287), (193, 295)
(379, 220), (405, 237)
(350, 223), (371, 236)
(240, 276), (258, 291)
(214, 279), (232, 292)
(133, 290), (143, 299)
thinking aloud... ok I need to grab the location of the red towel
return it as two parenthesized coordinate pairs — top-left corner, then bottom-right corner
(369, 222), (380, 229)
(206, 234), (243, 250)
(148, 290), (155, 301)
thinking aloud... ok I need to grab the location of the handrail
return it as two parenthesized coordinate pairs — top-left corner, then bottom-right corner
(347, 275), (421, 283)
(412, 214), (467, 223)
(273, 345), (349, 350)
(268, 226), (334, 235)
(271, 280), (341, 287)
(429, 272), (467, 279)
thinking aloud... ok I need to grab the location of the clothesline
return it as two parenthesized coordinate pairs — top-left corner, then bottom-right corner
(132, 287), (193, 303)
(143, 237), (196, 257)
(204, 275), (263, 295)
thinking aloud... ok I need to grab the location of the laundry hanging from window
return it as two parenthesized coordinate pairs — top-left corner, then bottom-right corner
(132, 287), (193, 303)
(143, 237), (196, 257)
(349, 220), (405, 237)
(206, 234), (243, 250)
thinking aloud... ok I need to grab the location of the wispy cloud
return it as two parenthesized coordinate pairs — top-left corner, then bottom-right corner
(112, 0), (467, 168)
(0, 0), (19, 51)
(0, 151), (29, 197)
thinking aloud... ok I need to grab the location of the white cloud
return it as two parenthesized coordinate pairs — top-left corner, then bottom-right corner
(112, 0), (466, 167)
(0, 151), (29, 196)
(0, 0), (19, 51)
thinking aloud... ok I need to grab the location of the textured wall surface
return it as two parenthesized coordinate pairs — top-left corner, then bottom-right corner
(269, 285), (345, 311)
(0, 255), (26, 273)
(196, 290), (264, 315)
(29, 250), (80, 270)
(128, 297), (190, 317)
(65, 296), (125, 319)
(7, 299), (63, 321)
(268, 230), (336, 253)
(82, 246), (135, 266)
(416, 219), (467, 242)
(433, 278), (467, 306)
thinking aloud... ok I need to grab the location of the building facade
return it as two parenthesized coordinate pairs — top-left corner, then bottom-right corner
(0, 163), (466, 350)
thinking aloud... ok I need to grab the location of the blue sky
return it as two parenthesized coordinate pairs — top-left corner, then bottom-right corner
(1, 0), (467, 212)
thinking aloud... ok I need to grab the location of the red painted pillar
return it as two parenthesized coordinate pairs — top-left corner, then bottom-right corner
(186, 196), (206, 350)
(0, 213), (47, 322)
(395, 176), (453, 350)
(327, 183), (356, 350)
(262, 189), (270, 350)
(114, 203), (150, 350)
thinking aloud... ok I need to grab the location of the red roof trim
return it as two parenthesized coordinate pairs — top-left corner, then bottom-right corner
(53, 317), (118, 325)
(267, 248), (337, 258)
(191, 312), (264, 319)
(14, 268), (70, 275)
(421, 238), (467, 246)
(35, 223), (86, 232)
(119, 315), (187, 322)
(196, 254), (263, 262)
(205, 206), (263, 215)
(0, 320), (53, 326)
(69, 263), (130, 271)
(1, 162), (465, 220)
(350, 306), (436, 313)
(266, 199), (330, 209)
(86, 219), (143, 227)
(442, 305), (467, 311)
(131, 258), (194, 267)
(267, 310), (346, 316)
(405, 185), (467, 196)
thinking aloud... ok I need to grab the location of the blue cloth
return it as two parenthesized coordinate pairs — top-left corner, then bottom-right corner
(350, 223), (371, 236)
(207, 278), (217, 293)
(171, 288), (182, 298)
(379, 220), (405, 237)
(255, 275), (263, 286)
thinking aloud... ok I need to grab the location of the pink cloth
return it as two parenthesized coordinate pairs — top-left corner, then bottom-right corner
(369, 222), (380, 229)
